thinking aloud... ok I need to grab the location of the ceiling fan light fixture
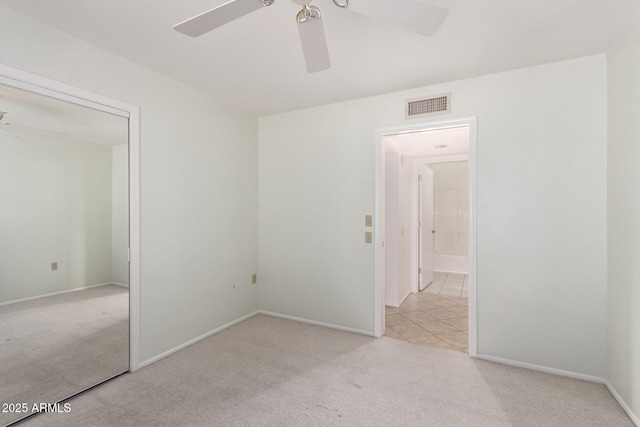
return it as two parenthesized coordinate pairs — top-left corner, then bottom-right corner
(296, 4), (321, 23)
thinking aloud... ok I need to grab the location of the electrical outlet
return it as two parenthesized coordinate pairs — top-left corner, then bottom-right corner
(365, 215), (373, 227)
(51, 262), (58, 271)
(365, 232), (372, 244)
(252, 274), (257, 284)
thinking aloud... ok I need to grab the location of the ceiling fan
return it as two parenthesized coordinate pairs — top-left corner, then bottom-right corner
(0, 111), (67, 143)
(173, 0), (449, 73)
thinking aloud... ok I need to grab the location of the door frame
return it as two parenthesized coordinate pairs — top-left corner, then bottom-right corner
(417, 163), (435, 292)
(374, 117), (478, 357)
(0, 63), (142, 371)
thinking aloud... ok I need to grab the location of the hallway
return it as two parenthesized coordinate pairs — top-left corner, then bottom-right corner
(385, 273), (469, 353)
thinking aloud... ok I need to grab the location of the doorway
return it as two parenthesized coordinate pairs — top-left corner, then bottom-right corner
(374, 118), (477, 356)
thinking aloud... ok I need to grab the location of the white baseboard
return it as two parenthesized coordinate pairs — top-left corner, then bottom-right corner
(606, 381), (640, 426)
(139, 311), (260, 368)
(111, 282), (129, 288)
(259, 310), (376, 337)
(384, 291), (411, 308)
(399, 290), (411, 306)
(434, 269), (469, 274)
(474, 354), (606, 384)
(0, 282), (114, 307)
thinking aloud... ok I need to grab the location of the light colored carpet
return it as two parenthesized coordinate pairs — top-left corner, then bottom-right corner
(16, 314), (632, 427)
(0, 285), (129, 427)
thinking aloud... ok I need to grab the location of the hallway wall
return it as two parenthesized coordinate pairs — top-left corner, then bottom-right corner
(384, 146), (412, 307)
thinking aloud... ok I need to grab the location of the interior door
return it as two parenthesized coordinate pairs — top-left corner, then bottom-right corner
(419, 165), (434, 291)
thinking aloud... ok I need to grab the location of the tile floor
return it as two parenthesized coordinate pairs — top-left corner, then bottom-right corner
(385, 272), (469, 353)
(424, 271), (468, 298)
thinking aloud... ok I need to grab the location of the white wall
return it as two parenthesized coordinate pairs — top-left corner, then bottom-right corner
(383, 147), (412, 308)
(398, 155), (412, 302)
(111, 143), (129, 286)
(431, 162), (468, 256)
(607, 13), (640, 421)
(0, 5), (259, 362)
(0, 135), (113, 303)
(260, 55), (608, 377)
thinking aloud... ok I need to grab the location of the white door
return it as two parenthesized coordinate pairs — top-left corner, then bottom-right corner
(419, 165), (434, 291)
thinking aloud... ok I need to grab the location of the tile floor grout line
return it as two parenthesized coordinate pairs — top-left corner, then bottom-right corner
(385, 273), (469, 353)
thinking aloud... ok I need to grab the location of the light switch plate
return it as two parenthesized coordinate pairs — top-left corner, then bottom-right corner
(365, 232), (372, 244)
(51, 262), (58, 271)
(365, 215), (373, 227)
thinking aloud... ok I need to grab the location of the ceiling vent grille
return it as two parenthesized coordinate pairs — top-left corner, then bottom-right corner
(406, 93), (451, 119)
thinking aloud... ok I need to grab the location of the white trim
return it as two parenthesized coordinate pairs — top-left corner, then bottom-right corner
(111, 282), (130, 288)
(140, 311), (261, 368)
(0, 70), (129, 117)
(414, 154), (469, 164)
(474, 354), (606, 384)
(466, 117), (478, 357)
(0, 282), (116, 307)
(128, 106), (141, 371)
(375, 117), (478, 352)
(399, 290), (411, 306)
(385, 290), (412, 309)
(260, 311), (376, 337)
(606, 381), (640, 426)
(374, 136), (385, 338)
(409, 158), (419, 294)
(434, 268), (469, 274)
(0, 63), (141, 372)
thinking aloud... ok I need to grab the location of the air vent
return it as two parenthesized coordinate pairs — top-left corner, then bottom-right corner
(406, 93), (451, 119)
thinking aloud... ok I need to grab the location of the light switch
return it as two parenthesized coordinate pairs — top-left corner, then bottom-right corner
(365, 232), (372, 244)
(365, 215), (373, 227)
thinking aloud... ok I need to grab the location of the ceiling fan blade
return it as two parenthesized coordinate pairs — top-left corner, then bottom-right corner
(174, 0), (267, 37)
(346, 0), (448, 37)
(298, 16), (331, 73)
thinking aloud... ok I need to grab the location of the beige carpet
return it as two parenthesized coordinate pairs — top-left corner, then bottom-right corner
(0, 285), (129, 427)
(15, 314), (633, 427)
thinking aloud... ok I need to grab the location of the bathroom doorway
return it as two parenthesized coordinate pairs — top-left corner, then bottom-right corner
(375, 118), (477, 355)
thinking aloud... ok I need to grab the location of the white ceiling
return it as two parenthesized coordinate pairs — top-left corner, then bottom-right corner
(1, 0), (638, 116)
(383, 125), (469, 158)
(0, 84), (128, 146)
